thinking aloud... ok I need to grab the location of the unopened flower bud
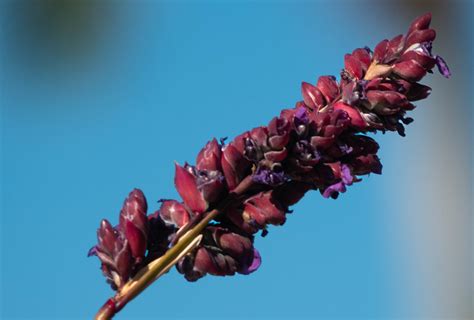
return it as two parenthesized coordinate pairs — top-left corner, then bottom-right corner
(242, 191), (286, 229)
(174, 163), (208, 213)
(90, 219), (132, 290)
(158, 200), (191, 228)
(221, 136), (251, 190)
(177, 226), (260, 281)
(196, 138), (222, 172)
(119, 189), (148, 263)
(301, 81), (325, 110)
(175, 163), (225, 213)
(316, 75), (339, 102)
(333, 102), (367, 128)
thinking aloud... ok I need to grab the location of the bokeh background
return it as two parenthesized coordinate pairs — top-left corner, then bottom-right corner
(1, 0), (472, 319)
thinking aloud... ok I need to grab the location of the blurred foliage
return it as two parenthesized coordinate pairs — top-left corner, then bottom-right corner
(2, 0), (116, 66)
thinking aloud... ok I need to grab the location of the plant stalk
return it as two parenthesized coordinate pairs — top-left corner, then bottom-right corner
(94, 176), (253, 319)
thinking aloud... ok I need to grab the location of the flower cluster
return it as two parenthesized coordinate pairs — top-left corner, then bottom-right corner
(88, 190), (157, 289)
(90, 13), (449, 288)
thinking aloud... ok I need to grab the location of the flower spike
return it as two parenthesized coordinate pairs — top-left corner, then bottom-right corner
(90, 13), (450, 319)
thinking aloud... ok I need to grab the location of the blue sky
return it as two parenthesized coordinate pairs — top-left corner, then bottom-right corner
(1, 1), (471, 319)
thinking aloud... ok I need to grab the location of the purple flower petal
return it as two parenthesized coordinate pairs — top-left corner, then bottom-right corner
(241, 248), (262, 274)
(435, 55), (451, 78)
(341, 164), (354, 185)
(339, 144), (353, 155)
(87, 246), (98, 257)
(295, 106), (309, 124)
(322, 181), (346, 198)
(248, 248), (262, 273)
(421, 41), (433, 56)
(252, 167), (288, 186)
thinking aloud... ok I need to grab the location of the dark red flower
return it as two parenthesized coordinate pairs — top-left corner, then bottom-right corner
(89, 219), (132, 290)
(119, 189), (148, 263)
(176, 227), (260, 281)
(221, 137), (251, 191)
(196, 138), (222, 172)
(174, 163), (225, 213)
(90, 13), (449, 294)
(158, 200), (191, 228)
